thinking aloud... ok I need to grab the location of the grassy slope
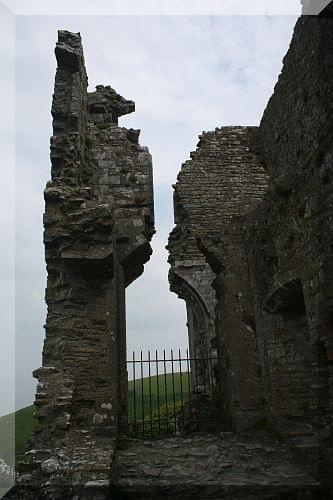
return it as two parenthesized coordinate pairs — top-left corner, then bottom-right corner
(0, 406), (37, 467)
(0, 373), (190, 465)
(128, 372), (190, 419)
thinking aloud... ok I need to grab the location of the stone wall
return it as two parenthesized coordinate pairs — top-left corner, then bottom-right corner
(247, 7), (332, 487)
(168, 5), (333, 490)
(168, 127), (269, 427)
(13, 30), (154, 497)
(7, 5), (333, 498)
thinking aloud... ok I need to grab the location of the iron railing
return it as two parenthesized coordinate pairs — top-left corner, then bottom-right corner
(126, 349), (218, 439)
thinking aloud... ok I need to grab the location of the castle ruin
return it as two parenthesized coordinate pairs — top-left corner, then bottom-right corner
(168, 5), (333, 493)
(7, 3), (333, 499)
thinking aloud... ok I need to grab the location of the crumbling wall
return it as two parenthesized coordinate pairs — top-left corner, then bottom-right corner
(168, 6), (332, 490)
(246, 8), (332, 487)
(168, 8), (332, 487)
(168, 127), (269, 428)
(14, 30), (154, 498)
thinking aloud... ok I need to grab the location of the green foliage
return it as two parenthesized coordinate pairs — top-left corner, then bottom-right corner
(127, 400), (184, 439)
(128, 372), (190, 420)
(126, 372), (190, 438)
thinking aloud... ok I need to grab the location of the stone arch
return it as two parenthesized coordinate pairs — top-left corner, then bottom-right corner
(169, 268), (216, 388)
(262, 277), (330, 449)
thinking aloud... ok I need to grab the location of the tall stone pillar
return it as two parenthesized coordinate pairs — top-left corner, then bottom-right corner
(12, 30), (154, 498)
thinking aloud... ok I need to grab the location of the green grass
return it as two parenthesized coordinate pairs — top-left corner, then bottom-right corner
(128, 372), (190, 420)
(0, 373), (191, 464)
(128, 372), (189, 395)
(0, 406), (37, 467)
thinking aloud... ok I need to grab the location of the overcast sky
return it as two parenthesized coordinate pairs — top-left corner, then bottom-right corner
(1, 4), (300, 414)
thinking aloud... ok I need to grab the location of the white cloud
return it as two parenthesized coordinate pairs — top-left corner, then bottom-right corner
(0, 0), (15, 417)
(13, 14), (297, 410)
(3, 0), (302, 16)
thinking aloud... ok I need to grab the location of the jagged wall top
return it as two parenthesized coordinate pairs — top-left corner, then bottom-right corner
(88, 86), (135, 124)
(50, 31), (88, 182)
(55, 30), (86, 73)
(168, 126), (268, 264)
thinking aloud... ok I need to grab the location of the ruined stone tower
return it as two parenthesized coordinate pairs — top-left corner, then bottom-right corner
(14, 30), (154, 496)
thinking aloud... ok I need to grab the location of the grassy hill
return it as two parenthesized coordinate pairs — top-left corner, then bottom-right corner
(0, 406), (37, 467)
(128, 372), (190, 420)
(0, 373), (190, 465)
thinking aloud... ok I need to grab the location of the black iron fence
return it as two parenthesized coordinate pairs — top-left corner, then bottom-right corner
(126, 349), (219, 439)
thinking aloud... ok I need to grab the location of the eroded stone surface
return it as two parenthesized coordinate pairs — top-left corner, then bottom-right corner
(7, 29), (154, 498)
(113, 433), (319, 499)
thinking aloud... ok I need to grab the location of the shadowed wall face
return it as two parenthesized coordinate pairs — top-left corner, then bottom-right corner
(168, 10), (332, 489)
(247, 10), (332, 486)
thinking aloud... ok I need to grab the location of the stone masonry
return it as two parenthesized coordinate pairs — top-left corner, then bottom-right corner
(6, 3), (333, 499)
(168, 4), (333, 495)
(167, 127), (269, 428)
(9, 30), (154, 498)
